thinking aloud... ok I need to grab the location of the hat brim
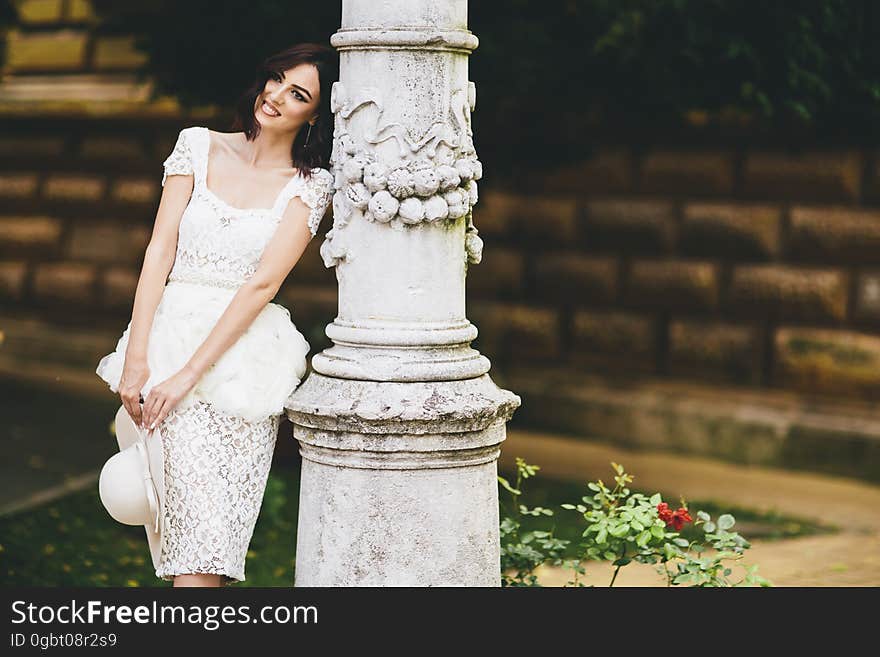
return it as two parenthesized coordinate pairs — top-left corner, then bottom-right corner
(113, 405), (165, 572)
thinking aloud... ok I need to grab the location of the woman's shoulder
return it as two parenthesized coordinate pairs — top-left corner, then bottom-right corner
(305, 166), (334, 187)
(176, 125), (208, 143)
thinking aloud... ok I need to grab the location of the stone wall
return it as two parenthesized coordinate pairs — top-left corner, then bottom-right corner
(470, 145), (880, 403)
(3, 1), (880, 410)
(4, 120), (880, 408)
(0, 120), (337, 356)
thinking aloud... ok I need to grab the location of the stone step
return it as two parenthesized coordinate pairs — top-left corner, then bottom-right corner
(501, 364), (880, 483)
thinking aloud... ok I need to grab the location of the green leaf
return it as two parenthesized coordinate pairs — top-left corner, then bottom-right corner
(609, 523), (629, 537)
(650, 524), (665, 539)
(636, 530), (650, 547)
(631, 520), (644, 532)
(718, 514), (735, 530)
(650, 493), (662, 505)
(603, 551), (617, 561)
(596, 528), (608, 544)
(702, 521), (716, 533)
(697, 510), (711, 522)
(560, 503), (576, 510)
(497, 476), (521, 495)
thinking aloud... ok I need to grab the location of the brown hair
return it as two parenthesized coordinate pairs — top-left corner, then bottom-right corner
(230, 42), (338, 179)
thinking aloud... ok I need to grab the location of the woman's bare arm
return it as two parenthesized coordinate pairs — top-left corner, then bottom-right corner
(118, 172), (193, 424)
(140, 194), (315, 429)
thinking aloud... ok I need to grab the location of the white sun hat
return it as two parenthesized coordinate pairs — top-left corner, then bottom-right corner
(98, 404), (165, 571)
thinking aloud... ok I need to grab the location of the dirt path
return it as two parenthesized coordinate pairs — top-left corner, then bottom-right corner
(500, 429), (880, 586)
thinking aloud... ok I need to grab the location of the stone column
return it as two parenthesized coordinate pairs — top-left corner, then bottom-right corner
(286, 0), (520, 586)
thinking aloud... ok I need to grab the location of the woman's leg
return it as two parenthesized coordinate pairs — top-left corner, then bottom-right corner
(172, 573), (222, 587)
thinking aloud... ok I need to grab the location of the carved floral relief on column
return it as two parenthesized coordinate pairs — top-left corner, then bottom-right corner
(320, 81), (484, 268)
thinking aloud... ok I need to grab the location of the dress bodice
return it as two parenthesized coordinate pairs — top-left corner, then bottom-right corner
(161, 126), (334, 290)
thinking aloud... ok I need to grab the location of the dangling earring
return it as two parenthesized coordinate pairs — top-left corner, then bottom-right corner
(304, 122), (313, 146)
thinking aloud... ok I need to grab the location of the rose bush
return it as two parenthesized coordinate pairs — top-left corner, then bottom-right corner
(499, 458), (772, 588)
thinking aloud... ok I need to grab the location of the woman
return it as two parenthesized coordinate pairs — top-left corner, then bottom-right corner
(95, 43), (337, 587)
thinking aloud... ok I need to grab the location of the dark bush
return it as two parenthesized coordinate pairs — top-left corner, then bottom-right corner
(92, 0), (880, 171)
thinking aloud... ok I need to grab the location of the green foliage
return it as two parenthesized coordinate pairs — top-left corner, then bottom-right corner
(499, 459), (773, 587)
(0, 465), (299, 587)
(87, 0), (880, 174)
(499, 458), (578, 586)
(90, 0), (341, 110)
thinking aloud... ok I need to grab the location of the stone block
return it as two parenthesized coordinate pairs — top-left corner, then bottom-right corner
(640, 151), (734, 195)
(110, 177), (159, 204)
(729, 264), (848, 322)
(0, 173), (39, 198)
(571, 309), (656, 373)
(532, 253), (617, 305)
(0, 216), (63, 252)
(744, 151), (862, 202)
(0, 137), (66, 158)
(68, 0), (94, 21)
(774, 326), (880, 400)
(469, 302), (560, 363)
(67, 223), (150, 264)
(17, 0), (63, 24)
(668, 319), (762, 384)
(626, 259), (719, 312)
(92, 36), (149, 70)
(514, 196), (578, 245)
(466, 247), (524, 298)
(102, 266), (138, 310)
(0, 261), (28, 301)
(471, 189), (517, 239)
(44, 175), (105, 201)
(6, 29), (88, 71)
(584, 199), (676, 254)
(33, 261), (97, 304)
(79, 136), (145, 160)
(681, 202), (781, 259)
(503, 304), (560, 361)
(532, 149), (632, 194)
(789, 206), (880, 264)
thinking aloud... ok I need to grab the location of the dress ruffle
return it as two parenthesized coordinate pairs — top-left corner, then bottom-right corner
(95, 281), (310, 424)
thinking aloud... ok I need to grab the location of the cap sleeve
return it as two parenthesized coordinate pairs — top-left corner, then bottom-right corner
(161, 128), (194, 187)
(299, 169), (334, 238)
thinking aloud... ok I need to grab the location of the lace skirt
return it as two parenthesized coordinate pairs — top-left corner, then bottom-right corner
(154, 398), (280, 585)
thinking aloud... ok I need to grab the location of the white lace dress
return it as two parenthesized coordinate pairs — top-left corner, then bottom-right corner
(95, 125), (334, 585)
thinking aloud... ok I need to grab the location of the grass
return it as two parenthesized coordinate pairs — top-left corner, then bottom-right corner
(0, 464), (301, 587)
(1, 460), (836, 587)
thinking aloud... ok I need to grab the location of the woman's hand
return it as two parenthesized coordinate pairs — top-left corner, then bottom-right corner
(141, 367), (199, 431)
(119, 357), (150, 428)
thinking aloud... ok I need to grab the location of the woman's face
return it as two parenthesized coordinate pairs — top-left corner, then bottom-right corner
(255, 62), (321, 134)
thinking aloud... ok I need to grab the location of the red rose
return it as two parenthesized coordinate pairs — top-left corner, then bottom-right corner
(658, 502), (692, 530)
(669, 507), (693, 531)
(657, 502), (674, 523)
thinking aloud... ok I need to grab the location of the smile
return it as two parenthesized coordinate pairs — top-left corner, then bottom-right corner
(261, 100), (281, 117)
